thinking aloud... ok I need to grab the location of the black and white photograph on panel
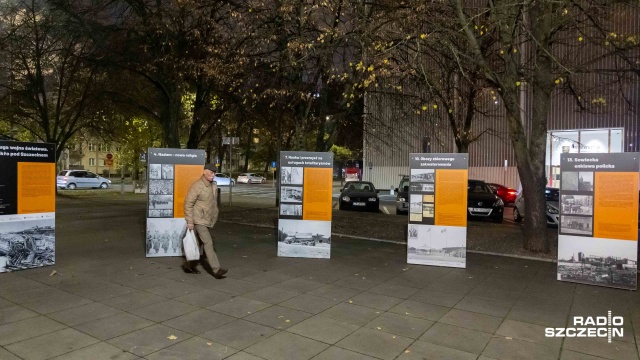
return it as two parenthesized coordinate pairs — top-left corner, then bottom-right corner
(148, 209), (174, 218)
(421, 183), (435, 192)
(560, 215), (593, 236)
(557, 235), (637, 290)
(410, 183), (423, 192)
(149, 195), (174, 210)
(149, 164), (162, 180)
(0, 213), (55, 273)
(423, 203), (435, 218)
(149, 180), (174, 195)
(407, 225), (467, 268)
(562, 172), (579, 191)
(410, 169), (435, 183)
(561, 195), (593, 215)
(280, 204), (302, 216)
(578, 172), (594, 191)
(281, 186), (303, 203)
(146, 218), (187, 257)
(161, 164), (174, 179)
(410, 194), (422, 214)
(281, 167), (304, 185)
(278, 219), (330, 259)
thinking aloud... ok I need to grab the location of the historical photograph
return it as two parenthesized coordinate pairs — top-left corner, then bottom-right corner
(410, 213), (422, 222)
(281, 186), (303, 203)
(423, 203), (435, 218)
(149, 164), (162, 180)
(281, 167), (304, 185)
(407, 225), (466, 268)
(560, 215), (593, 236)
(280, 204), (302, 216)
(278, 219), (330, 258)
(558, 235), (637, 289)
(578, 172), (594, 191)
(561, 195), (593, 215)
(162, 164), (174, 179)
(149, 180), (174, 195)
(148, 209), (174, 218)
(410, 169), (435, 183)
(562, 172), (579, 191)
(149, 195), (174, 210)
(423, 194), (434, 203)
(421, 183), (435, 192)
(0, 214), (55, 273)
(410, 183), (423, 192)
(146, 218), (186, 257)
(410, 195), (422, 214)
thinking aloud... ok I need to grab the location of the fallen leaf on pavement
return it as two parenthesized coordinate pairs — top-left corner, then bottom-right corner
(168, 335), (177, 340)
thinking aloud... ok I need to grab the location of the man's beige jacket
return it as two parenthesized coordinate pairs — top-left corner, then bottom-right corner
(184, 176), (219, 227)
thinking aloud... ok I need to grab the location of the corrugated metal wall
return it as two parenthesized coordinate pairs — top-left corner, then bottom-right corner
(364, 5), (639, 191)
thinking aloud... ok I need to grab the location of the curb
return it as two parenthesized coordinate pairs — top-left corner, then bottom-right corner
(219, 220), (560, 263)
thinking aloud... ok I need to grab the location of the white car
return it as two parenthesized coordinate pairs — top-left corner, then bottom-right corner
(513, 187), (560, 226)
(57, 170), (111, 189)
(237, 173), (266, 184)
(214, 173), (235, 186)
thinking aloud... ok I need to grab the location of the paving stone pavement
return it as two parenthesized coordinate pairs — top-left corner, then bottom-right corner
(0, 197), (638, 360)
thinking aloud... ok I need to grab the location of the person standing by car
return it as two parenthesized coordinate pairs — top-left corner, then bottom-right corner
(183, 163), (227, 279)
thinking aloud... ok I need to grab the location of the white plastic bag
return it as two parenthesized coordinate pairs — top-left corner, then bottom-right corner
(183, 229), (200, 261)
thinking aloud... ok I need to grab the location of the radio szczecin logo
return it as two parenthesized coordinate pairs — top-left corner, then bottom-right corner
(545, 311), (623, 343)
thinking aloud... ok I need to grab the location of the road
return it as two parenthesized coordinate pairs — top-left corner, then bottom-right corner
(104, 182), (518, 222)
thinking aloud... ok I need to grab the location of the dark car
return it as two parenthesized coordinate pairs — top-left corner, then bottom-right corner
(468, 180), (504, 223)
(487, 183), (517, 205)
(339, 181), (379, 212)
(395, 176), (409, 215)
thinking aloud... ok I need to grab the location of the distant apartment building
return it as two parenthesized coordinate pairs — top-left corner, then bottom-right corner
(59, 141), (119, 176)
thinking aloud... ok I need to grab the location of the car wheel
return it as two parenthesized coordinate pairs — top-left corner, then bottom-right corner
(513, 207), (522, 222)
(100, 182), (108, 189)
(339, 202), (346, 210)
(67, 183), (77, 190)
(261, 178), (266, 184)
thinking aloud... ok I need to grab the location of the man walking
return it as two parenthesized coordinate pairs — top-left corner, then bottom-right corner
(183, 163), (227, 279)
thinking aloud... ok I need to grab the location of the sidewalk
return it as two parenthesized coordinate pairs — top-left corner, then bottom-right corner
(0, 196), (638, 360)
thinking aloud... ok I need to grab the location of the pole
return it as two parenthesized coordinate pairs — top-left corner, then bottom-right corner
(276, 117), (281, 207)
(229, 142), (232, 206)
(120, 164), (125, 195)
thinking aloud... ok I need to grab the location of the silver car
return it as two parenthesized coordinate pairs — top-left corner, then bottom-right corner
(513, 188), (559, 226)
(214, 173), (235, 186)
(57, 170), (111, 189)
(237, 173), (266, 184)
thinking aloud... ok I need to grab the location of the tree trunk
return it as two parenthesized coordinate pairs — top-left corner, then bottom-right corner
(161, 88), (182, 148)
(244, 124), (253, 172)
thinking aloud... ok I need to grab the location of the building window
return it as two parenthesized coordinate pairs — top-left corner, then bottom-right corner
(89, 158), (95, 166)
(88, 143), (95, 151)
(100, 159), (106, 166)
(99, 144), (108, 152)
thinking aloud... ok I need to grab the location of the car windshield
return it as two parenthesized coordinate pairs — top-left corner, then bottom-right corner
(345, 182), (375, 192)
(468, 182), (492, 193)
(545, 188), (559, 201)
(399, 178), (409, 191)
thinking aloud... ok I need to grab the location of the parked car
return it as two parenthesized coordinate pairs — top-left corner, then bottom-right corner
(237, 173), (266, 184)
(57, 170), (111, 189)
(339, 181), (379, 212)
(487, 183), (517, 206)
(395, 175), (410, 215)
(512, 187), (560, 226)
(467, 180), (504, 223)
(214, 173), (235, 186)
